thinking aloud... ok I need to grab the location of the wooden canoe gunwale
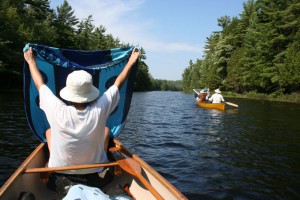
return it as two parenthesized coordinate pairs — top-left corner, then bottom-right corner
(114, 139), (187, 199)
(0, 143), (45, 196)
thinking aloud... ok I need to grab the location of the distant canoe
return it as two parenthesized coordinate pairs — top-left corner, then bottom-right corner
(197, 101), (225, 111)
(193, 89), (225, 111)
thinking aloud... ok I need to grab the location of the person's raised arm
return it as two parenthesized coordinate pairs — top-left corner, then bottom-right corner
(114, 48), (140, 90)
(24, 47), (44, 90)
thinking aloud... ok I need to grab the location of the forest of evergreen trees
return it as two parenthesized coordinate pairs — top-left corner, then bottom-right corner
(182, 0), (300, 96)
(0, 0), (181, 91)
(3, 0), (298, 94)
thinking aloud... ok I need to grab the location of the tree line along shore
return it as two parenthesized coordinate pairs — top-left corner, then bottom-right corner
(1, 0), (299, 103)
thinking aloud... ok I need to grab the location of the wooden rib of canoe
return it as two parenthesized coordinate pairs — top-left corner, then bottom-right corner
(0, 139), (187, 200)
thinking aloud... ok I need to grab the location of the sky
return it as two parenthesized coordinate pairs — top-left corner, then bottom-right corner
(50, 0), (246, 80)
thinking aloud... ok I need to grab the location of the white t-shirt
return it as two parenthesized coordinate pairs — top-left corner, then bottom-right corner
(209, 93), (224, 103)
(39, 84), (120, 174)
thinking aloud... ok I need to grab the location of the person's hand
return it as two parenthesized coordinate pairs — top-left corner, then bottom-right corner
(24, 47), (35, 65)
(113, 47), (140, 89)
(23, 46), (44, 89)
(128, 48), (140, 65)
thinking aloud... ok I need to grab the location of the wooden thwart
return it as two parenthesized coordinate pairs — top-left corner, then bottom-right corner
(24, 162), (118, 173)
(23, 145), (164, 199)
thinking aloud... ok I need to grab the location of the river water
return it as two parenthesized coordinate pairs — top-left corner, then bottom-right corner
(0, 90), (300, 199)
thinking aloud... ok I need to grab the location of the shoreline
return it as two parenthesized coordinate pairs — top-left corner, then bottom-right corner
(2, 89), (300, 104)
(223, 91), (300, 104)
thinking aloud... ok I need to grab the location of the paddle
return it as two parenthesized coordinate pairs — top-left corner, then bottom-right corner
(110, 147), (164, 200)
(193, 89), (200, 95)
(24, 162), (118, 173)
(225, 101), (239, 108)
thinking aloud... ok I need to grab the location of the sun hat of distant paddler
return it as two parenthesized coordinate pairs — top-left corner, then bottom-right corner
(200, 89), (206, 93)
(60, 70), (99, 103)
(214, 89), (221, 94)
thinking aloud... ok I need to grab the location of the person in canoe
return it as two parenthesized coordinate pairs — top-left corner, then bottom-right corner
(205, 88), (210, 101)
(209, 89), (225, 103)
(198, 89), (207, 102)
(24, 47), (140, 190)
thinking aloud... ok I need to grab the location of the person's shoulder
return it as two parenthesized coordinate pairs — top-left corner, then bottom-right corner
(105, 85), (117, 91)
(39, 84), (51, 93)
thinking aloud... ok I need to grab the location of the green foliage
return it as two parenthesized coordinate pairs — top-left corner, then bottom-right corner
(225, 47), (245, 92)
(1, 0), (174, 91)
(152, 79), (182, 91)
(134, 61), (153, 91)
(181, 65), (193, 93)
(181, 0), (300, 95)
(53, 0), (78, 48)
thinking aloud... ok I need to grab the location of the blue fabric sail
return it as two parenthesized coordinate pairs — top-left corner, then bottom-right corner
(23, 43), (137, 142)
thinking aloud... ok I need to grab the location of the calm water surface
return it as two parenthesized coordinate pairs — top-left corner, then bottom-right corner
(0, 90), (300, 200)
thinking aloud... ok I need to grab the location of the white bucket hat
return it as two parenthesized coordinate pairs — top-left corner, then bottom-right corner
(60, 70), (99, 103)
(214, 89), (221, 94)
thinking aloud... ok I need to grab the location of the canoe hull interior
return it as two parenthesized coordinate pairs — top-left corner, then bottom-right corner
(0, 141), (187, 200)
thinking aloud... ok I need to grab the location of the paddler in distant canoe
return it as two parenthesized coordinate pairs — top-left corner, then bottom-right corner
(198, 89), (207, 103)
(209, 89), (225, 103)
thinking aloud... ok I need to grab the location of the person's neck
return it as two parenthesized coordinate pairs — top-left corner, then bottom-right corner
(72, 103), (88, 111)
